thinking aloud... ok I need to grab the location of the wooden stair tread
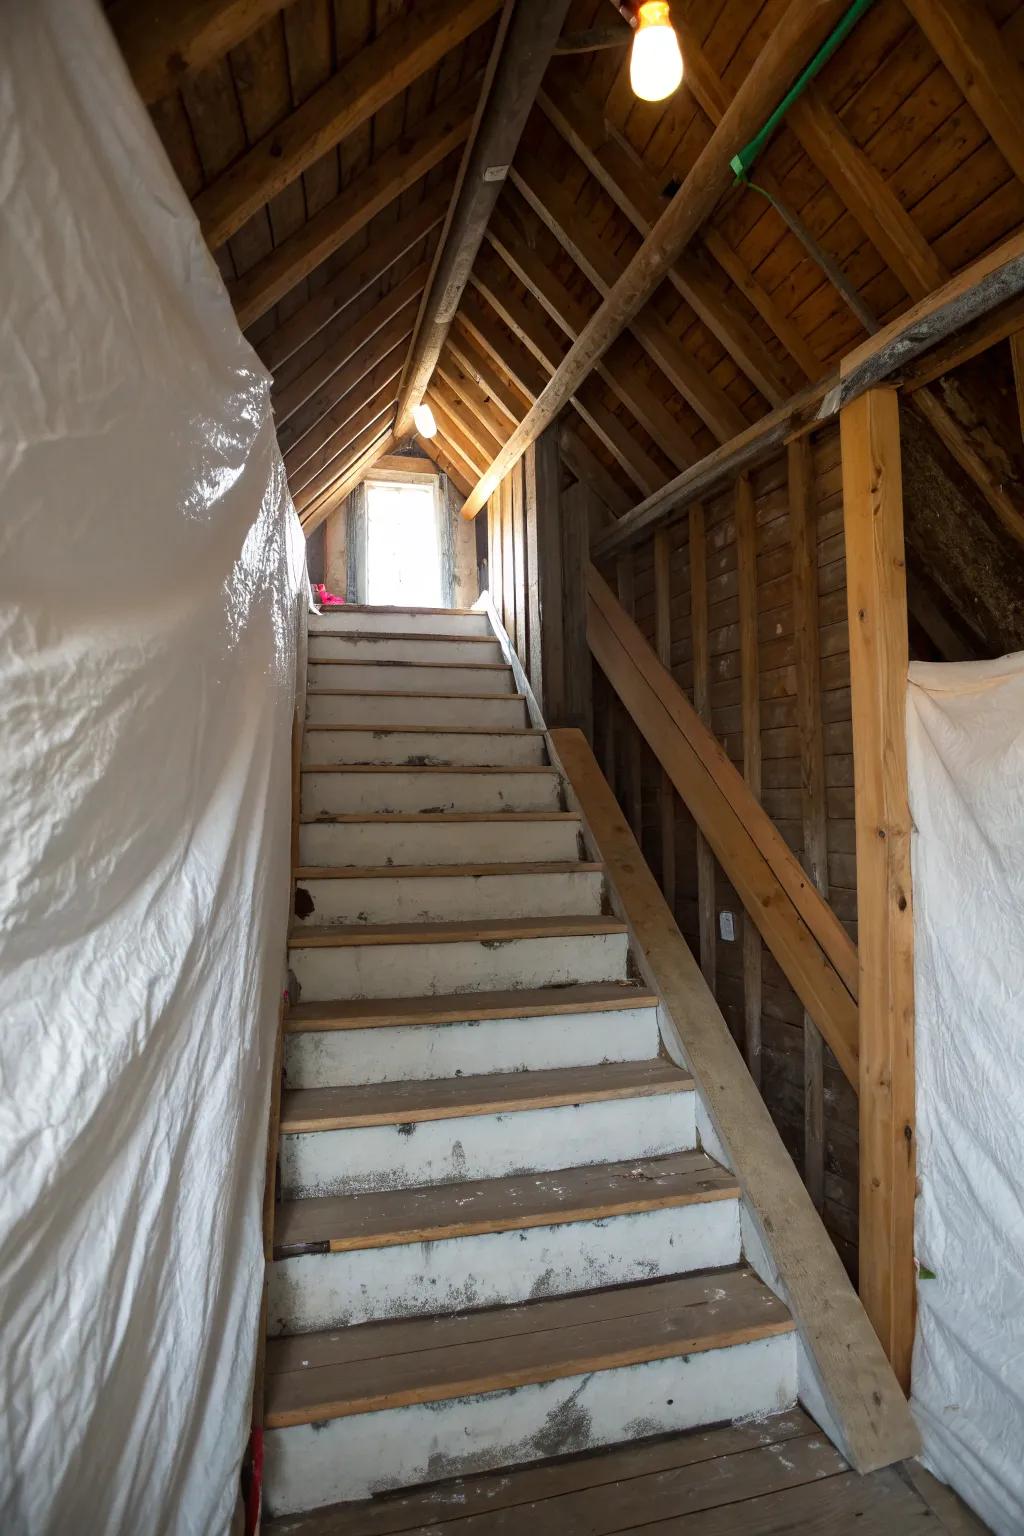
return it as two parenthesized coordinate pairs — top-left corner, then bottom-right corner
(305, 689), (523, 701)
(274, 1150), (739, 1256)
(279, 1059), (692, 1133)
(316, 604), (478, 615)
(309, 630), (498, 645)
(284, 981), (658, 1032)
(298, 810), (578, 824)
(293, 861), (601, 880)
(307, 658), (512, 671)
(300, 763), (555, 774)
(264, 1267), (794, 1427)
(302, 723), (544, 735)
(288, 914), (627, 948)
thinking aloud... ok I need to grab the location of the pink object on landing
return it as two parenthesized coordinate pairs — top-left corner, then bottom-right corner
(313, 582), (345, 607)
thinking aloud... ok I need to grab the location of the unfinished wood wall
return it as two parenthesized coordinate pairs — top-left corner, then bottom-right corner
(591, 427), (861, 1278)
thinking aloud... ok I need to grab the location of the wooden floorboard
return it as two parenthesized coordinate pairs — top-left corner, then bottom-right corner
(265, 1407), (971, 1534)
(283, 980), (658, 1031)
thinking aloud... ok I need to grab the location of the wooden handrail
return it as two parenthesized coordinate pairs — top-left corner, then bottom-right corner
(548, 726), (919, 1474)
(587, 565), (859, 1088)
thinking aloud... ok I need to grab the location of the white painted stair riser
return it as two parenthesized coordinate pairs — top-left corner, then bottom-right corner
(308, 609), (491, 637)
(289, 930), (631, 1001)
(263, 1334), (798, 1515)
(293, 869), (604, 928)
(301, 728), (547, 767)
(298, 817), (581, 867)
(284, 1003), (660, 1086)
(279, 1089), (695, 1199)
(301, 769), (562, 816)
(307, 662), (516, 696)
(308, 635), (504, 665)
(305, 691), (528, 729)
(269, 1199), (742, 1335)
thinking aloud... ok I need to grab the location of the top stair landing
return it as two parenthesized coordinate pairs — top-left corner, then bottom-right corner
(308, 604), (491, 637)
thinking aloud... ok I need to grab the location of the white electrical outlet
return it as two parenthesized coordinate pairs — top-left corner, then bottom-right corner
(719, 911), (736, 941)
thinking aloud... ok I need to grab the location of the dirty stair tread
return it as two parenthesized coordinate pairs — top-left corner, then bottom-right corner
(305, 689), (525, 701)
(288, 914), (626, 947)
(284, 981), (658, 1032)
(274, 1149), (739, 1256)
(302, 723), (544, 736)
(298, 811), (578, 824)
(309, 630), (500, 645)
(292, 861), (602, 881)
(300, 764), (556, 775)
(308, 658), (512, 671)
(261, 1410), (822, 1534)
(264, 1267), (795, 1427)
(279, 1058), (691, 1132)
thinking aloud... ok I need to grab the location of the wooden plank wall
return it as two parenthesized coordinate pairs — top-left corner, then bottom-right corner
(486, 456), (542, 705)
(592, 426), (861, 1278)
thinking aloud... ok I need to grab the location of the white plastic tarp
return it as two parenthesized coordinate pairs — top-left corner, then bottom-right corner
(0, 3), (306, 1531)
(907, 655), (1024, 1536)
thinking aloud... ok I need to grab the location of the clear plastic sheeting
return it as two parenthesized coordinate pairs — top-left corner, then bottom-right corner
(907, 655), (1024, 1536)
(0, 3), (306, 1532)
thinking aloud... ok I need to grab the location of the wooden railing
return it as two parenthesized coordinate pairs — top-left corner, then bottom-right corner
(548, 726), (919, 1474)
(587, 564), (860, 1090)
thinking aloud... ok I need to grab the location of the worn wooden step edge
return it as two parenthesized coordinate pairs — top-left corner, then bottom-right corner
(293, 861), (603, 881)
(284, 981), (658, 1033)
(303, 723), (544, 736)
(287, 915), (627, 948)
(279, 1058), (691, 1133)
(313, 604), (479, 616)
(305, 689), (525, 702)
(309, 630), (499, 645)
(300, 764), (557, 775)
(274, 1150), (740, 1257)
(297, 811), (580, 824)
(307, 659), (512, 672)
(264, 1267), (794, 1427)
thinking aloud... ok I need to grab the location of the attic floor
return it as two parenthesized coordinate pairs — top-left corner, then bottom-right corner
(264, 1407), (987, 1535)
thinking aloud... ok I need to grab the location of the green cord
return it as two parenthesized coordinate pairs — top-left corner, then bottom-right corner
(730, 0), (877, 182)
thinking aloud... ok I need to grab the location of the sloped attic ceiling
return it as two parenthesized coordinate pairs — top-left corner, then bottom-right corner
(109, 0), (1024, 651)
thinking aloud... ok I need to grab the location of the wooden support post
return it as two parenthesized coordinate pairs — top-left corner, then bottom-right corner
(689, 502), (716, 995)
(523, 446), (544, 707)
(840, 388), (916, 1392)
(345, 484), (367, 604)
(736, 475), (762, 1084)
(511, 463), (528, 664)
(790, 437), (827, 1211)
(562, 481), (594, 740)
(654, 528), (676, 912)
(500, 474), (516, 641)
(533, 423), (564, 722)
(616, 553), (644, 844)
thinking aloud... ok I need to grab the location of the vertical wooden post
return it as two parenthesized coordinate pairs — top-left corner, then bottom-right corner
(500, 474), (516, 639)
(790, 435), (828, 1211)
(561, 480), (594, 740)
(534, 423), (564, 723)
(345, 483), (367, 604)
(511, 462), (528, 662)
(653, 527), (677, 913)
(689, 502), (716, 994)
(616, 552), (644, 843)
(487, 489), (502, 623)
(523, 444), (544, 708)
(736, 473), (763, 1084)
(840, 386), (916, 1392)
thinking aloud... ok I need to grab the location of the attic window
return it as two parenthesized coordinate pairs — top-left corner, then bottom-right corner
(365, 480), (442, 608)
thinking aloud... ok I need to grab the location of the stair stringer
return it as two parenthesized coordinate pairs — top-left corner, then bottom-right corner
(477, 589), (921, 1477)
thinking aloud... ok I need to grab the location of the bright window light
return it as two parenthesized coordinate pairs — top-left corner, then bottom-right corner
(366, 480), (442, 607)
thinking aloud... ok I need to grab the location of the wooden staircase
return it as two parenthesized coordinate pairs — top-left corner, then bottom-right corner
(264, 602), (800, 1524)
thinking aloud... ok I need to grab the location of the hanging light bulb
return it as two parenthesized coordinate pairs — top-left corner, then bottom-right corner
(630, 1), (683, 103)
(412, 402), (437, 439)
